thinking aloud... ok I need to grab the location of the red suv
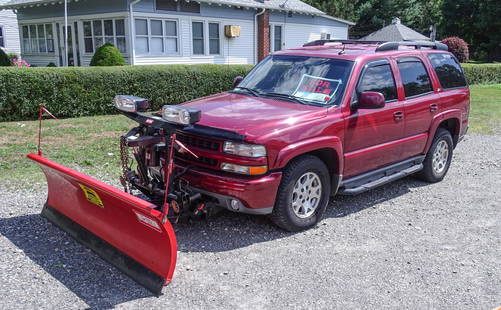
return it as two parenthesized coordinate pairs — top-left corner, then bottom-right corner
(173, 40), (469, 231)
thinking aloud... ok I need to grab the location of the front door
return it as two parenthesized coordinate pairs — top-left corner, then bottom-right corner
(58, 23), (78, 66)
(343, 59), (405, 178)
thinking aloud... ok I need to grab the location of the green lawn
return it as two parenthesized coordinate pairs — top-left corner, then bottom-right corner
(0, 84), (499, 187)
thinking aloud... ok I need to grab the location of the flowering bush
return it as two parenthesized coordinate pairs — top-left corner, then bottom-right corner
(441, 37), (469, 63)
(11, 58), (31, 67)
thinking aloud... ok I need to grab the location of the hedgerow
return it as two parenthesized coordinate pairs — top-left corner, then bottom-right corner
(0, 65), (253, 121)
(461, 63), (501, 85)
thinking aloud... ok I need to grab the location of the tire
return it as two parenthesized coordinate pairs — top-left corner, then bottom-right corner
(270, 155), (331, 232)
(415, 128), (454, 183)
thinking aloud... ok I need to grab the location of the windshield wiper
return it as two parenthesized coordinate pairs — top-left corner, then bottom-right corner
(263, 92), (308, 105)
(233, 87), (262, 97)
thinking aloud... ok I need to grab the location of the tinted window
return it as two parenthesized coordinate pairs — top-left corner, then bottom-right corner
(397, 58), (433, 97)
(358, 64), (397, 101)
(428, 53), (467, 89)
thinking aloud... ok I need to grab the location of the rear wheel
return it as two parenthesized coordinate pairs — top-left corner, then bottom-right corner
(416, 128), (453, 183)
(271, 155), (330, 232)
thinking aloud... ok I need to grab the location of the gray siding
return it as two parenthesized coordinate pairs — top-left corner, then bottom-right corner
(0, 9), (21, 55)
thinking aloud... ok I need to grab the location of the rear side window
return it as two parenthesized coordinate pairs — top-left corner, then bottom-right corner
(358, 64), (397, 101)
(428, 53), (467, 89)
(397, 58), (433, 98)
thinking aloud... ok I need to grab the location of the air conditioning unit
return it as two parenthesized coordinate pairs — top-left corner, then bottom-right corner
(224, 25), (241, 38)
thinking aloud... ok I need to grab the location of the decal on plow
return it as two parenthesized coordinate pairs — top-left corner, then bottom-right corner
(78, 184), (104, 208)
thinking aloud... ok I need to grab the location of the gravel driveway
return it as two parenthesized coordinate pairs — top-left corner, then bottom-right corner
(0, 133), (499, 310)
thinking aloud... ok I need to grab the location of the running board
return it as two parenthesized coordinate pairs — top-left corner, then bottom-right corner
(339, 156), (424, 196)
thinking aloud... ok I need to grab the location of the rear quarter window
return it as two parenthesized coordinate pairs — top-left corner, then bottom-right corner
(427, 53), (467, 89)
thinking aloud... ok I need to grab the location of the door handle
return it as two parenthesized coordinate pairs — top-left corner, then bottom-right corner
(430, 103), (438, 112)
(393, 111), (404, 122)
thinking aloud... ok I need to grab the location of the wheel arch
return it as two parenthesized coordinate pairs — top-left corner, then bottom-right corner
(274, 136), (343, 196)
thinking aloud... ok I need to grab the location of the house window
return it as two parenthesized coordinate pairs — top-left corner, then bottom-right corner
(156, 0), (200, 13)
(83, 19), (126, 54)
(208, 23), (220, 55)
(192, 22), (220, 55)
(192, 22), (204, 55)
(274, 25), (283, 52)
(0, 27), (4, 47)
(135, 18), (178, 55)
(21, 24), (55, 54)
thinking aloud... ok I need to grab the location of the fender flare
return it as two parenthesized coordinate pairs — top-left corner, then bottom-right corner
(274, 135), (343, 174)
(425, 109), (462, 152)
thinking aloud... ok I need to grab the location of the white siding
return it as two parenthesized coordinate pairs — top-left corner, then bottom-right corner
(21, 54), (58, 66)
(0, 10), (21, 55)
(281, 22), (348, 50)
(134, 13), (254, 65)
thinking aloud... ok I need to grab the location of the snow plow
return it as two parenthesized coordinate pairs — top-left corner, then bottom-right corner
(28, 97), (217, 295)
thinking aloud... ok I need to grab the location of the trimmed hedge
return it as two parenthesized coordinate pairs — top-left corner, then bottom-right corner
(0, 65), (253, 122)
(1, 63), (500, 122)
(462, 63), (501, 85)
(90, 43), (125, 66)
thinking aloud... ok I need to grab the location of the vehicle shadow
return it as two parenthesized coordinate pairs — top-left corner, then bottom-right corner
(0, 214), (152, 309)
(0, 176), (428, 308)
(173, 175), (429, 252)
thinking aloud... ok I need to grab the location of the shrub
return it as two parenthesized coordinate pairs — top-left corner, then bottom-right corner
(0, 49), (11, 66)
(442, 37), (469, 63)
(90, 43), (125, 66)
(47, 62), (57, 67)
(0, 64), (253, 121)
(7, 53), (18, 62)
(11, 58), (31, 67)
(461, 63), (501, 84)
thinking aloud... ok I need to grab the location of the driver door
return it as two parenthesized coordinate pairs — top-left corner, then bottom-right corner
(343, 59), (405, 178)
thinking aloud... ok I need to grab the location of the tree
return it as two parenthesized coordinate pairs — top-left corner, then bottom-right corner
(0, 48), (11, 66)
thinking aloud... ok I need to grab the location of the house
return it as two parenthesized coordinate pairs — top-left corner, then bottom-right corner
(0, 0), (354, 67)
(360, 18), (430, 42)
(0, 8), (21, 55)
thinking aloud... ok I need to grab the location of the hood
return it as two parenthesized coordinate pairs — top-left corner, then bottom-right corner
(181, 92), (327, 140)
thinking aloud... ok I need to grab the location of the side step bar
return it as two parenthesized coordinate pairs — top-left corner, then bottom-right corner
(339, 156), (425, 196)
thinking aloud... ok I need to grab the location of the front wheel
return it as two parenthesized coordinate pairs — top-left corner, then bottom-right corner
(415, 128), (454, 183)
(270, 155), (330, 232)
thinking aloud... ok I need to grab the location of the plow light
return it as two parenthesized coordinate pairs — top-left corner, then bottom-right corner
(114, 95), (150, 113)
(162, 106), (201, 125)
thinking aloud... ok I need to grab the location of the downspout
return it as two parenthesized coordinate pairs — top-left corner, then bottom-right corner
(129, 0), (142, 66)
(254, 8), (266, 64)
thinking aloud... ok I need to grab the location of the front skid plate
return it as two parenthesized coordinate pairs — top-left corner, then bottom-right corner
(42, 204), (165, 295)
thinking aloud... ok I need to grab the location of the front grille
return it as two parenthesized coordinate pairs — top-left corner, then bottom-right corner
(176, 152), (218, 167)
(177, 133), (220, 151)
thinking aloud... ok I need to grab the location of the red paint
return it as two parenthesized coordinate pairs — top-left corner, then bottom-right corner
(27, 153), (177, 286)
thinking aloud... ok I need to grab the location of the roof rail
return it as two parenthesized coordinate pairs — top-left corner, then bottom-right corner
(375, 41), (448, 52)
(302, 39), (385, 47)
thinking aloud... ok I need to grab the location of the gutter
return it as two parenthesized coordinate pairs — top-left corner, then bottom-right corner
(253, 8), (266, 64)
(129, 0), (142, 66)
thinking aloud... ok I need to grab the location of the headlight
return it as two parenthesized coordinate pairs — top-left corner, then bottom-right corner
(223, 141), (266, 157)
(162, 105), (201, 125)
(221, 163), (268, 175)
(114, 95), (150, 112)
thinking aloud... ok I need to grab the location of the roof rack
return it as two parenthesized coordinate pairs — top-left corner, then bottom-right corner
(375, 41), (448, 52)
(302, 40), (385, 47)
(302, 40), (449, 52)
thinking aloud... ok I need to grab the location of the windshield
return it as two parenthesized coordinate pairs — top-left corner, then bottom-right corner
(236, 55), (353, 106)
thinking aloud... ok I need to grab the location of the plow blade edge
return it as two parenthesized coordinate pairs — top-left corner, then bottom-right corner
(27, 153), (177, 295)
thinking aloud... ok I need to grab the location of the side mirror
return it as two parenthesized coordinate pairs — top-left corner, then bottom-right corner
(232, 76), (244, 88)
(357, 91), (385, 109)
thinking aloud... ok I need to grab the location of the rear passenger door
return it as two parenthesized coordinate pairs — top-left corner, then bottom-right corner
(343, 59), (405, 178)
(396, 56), (442, 159)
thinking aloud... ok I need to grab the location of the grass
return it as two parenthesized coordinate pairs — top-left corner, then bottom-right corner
(0, 85), (499, 186)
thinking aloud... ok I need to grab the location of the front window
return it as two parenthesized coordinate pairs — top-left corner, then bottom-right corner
(135, 18), (178, 55)
(236, 55), (353, 106)
(21, 24), (55, 54)
(83, 19), (126, 54)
